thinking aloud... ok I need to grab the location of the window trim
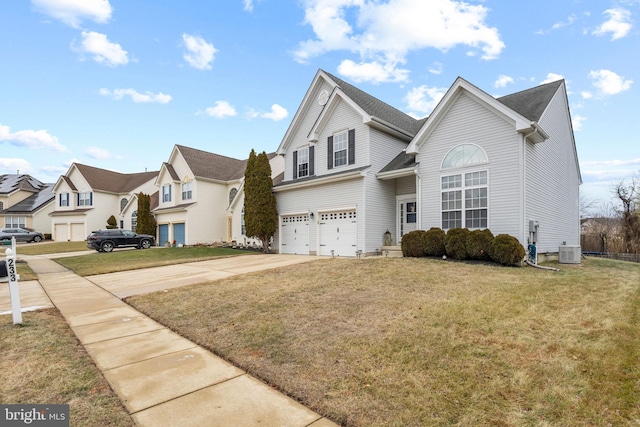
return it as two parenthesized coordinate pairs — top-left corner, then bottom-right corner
(297, 147), (310, 178)
(162, 184), (172, 203)
(181, 181), (193, 201)
(441, 143), (488, 170)
(78, 191), (92, 207)
(441, 169), (488, 230)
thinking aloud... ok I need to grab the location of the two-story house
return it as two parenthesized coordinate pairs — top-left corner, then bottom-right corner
(0, 174), (54, 233)
(153, 145), (284, 246)
(51, 163), (159, 241)
(274, 69), (581, 256)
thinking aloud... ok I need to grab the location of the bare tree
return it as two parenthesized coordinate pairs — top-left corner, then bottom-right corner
(612, 175), (640, 253)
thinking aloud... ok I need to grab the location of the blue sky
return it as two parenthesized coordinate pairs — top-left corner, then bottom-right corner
(1, 0), (638, 209)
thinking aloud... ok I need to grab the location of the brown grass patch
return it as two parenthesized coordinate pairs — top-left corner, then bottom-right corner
(127, 257), (640, 426)
(0, 309), (133, 426)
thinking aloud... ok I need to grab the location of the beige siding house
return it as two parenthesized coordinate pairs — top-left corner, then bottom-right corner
(154, 145), (283, 247)
(0, 175), (54, 233)
(275, 69), (581, 256)
(50, 164), (158, 241)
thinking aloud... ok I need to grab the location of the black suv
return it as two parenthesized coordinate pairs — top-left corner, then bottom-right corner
(87, 229), (155, 252)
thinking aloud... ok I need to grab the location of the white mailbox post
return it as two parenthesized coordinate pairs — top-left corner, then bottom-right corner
(2, 237), (22, 325)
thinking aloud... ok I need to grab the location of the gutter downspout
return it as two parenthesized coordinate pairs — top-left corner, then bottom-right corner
(415, 169), (422, 232)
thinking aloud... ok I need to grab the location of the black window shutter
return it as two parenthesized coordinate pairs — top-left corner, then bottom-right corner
(292, 150), (298, 179)
(309, 146), (315, 176)
(327, 136), (334, 170)
(348, 129), (355, 165)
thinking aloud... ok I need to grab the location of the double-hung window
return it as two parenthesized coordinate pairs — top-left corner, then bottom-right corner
(333, 131), (348, 167)
(297, 147), (309, 178)
(441, 144), (488, 230)
(59, 193), (69, 207)
(78, 191), (92, 206)
(162, 184), (172, 202)
(182, 181), (192, 200)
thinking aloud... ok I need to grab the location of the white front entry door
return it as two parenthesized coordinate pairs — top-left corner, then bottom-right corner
(398, 198), (417, 242)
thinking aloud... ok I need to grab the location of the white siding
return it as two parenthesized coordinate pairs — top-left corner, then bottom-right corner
(525, 87), (581, 252)
(277, 178), (364, 255)
(416, 92), (523, 240)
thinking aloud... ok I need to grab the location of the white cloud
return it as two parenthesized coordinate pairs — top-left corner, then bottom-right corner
(540, 73), (564, 84)
(204, 101), (237, 118)
(243, 0), (259, 12)
(404, 85), (447, 115)
(552, 14), (577, 30)
(589, 69), (633, 95)
(74, 31), (128, 67)
(85, 146), (122, 159)
(593, 8), (632, 40)
(182, 34), (216, 70)
(494, 74), (514, 88)
(0, 158), (32, 174)
(32, 0), (112, 28)
(581, 91), (593, 99)
(337, 59), (409, 83)
(260, 104), (289, 121)
(0, 123), (67, 152)
(428, 62), (443, 75)
(99, 88), (172, 104)
(294, 0), (504, 84)
(572, 114), (586, 131)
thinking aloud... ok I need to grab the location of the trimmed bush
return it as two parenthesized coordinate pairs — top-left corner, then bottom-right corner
(423, 227), (446, 257)
(445, 227), (470, 260)
(401, 230), (428, 257)
(106, 215), (118, 229)
(467, 229), (494, 261)
(490, 234), (525, 266)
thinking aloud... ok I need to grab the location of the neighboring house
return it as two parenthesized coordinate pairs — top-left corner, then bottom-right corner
(0, 175), (54, 233)
(153, 144), (284, 246)
(51, 163), (159, 241)
(274, 69), (581, 256)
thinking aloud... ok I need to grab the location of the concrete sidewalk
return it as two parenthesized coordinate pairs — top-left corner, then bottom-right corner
(17, 255), (337, 427)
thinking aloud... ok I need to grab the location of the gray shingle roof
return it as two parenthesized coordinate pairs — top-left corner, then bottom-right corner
(378, 151), (416, 173)
(497, 80), (563, 121)
(73, 164), (159, 194)
(1, 184), (54, 214)
(323, 71), (423, 135)
(177, 145), (247, 181)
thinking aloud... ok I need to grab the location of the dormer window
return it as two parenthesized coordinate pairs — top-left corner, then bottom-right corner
(162, 184), (172, 202)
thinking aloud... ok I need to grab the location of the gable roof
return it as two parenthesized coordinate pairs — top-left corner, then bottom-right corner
(176, 145), (247, 182)
(497, 80), (563, 122)
(0, 174), (46, 195)
(72, 164), (159, 194)
(0, 183), (54, 214)
(323, 71), (424, 136)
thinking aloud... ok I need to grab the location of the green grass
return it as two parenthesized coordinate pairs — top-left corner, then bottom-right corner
(2, 241), (90, 256)
(55, 247), (257, 276)
(0, 309), (133, 426)
(127, 257), (640, 426)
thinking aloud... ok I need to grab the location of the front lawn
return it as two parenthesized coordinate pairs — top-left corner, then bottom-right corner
(0, 309), (133, 426)
(127, 257), (640, 426)
(3, 241), (89, 256)
(54, 246), (256, 276)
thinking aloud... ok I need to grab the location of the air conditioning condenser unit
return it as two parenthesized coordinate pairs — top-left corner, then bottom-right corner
(559, 245), (581, 264)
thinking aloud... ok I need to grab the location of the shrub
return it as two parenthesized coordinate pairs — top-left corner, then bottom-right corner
(423, 227), (446, 257)
(401, 230), (428, 257)
(445, 228), (470, 260)
(490, 234), (525, 266)
(106, 215), (118, 229)
(467, 229), (494, 261)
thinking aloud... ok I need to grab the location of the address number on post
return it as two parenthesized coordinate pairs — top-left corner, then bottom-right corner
(7, 258), (17, 282)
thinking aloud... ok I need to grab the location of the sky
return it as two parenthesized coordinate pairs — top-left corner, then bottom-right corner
(1, 0), (638, 211)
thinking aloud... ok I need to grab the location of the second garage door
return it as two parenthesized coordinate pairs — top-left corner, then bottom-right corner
(280, 214), (309, 254)
(319, 210), (357, 257)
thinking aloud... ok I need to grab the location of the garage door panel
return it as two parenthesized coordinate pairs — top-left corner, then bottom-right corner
(280, 214), (309, 254)
(319, 210), (357, 257)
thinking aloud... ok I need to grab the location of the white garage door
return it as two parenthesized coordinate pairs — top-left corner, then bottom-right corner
(71, 223), (86, 242)
(280, 214), (309, 254)
(54, 224), (69, 242)
(319, 210), (357, 257)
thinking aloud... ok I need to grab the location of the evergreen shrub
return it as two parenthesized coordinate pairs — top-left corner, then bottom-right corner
(444, 227), (470, 260)
(423, 227), (446, 257)
(490, 234), (525, 266)
(467, 229), (494, 261)
(401, 230), (427, 257)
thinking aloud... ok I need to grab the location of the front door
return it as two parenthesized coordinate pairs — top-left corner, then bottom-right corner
(398, 198), (417, 242)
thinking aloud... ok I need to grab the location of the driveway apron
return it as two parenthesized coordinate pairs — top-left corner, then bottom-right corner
(20, 254), (336, 427)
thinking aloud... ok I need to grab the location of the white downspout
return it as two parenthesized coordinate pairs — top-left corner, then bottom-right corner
(415, 168), (422, 231)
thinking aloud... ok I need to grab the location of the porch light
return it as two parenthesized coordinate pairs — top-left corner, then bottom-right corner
(309, 211), (315, 220)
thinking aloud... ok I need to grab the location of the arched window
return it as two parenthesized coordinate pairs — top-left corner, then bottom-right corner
(229, 188), (238, 205)
(120, 198), (128, 212)
(442, 144), (487, 170)
(441, 144), (489, 230)
(131, 211), (138, 233)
